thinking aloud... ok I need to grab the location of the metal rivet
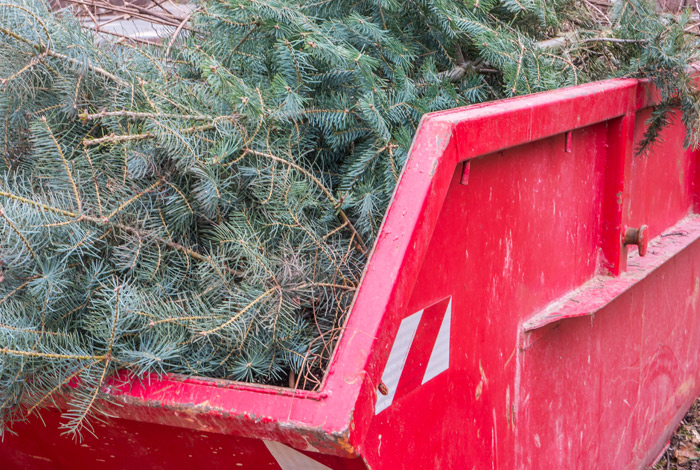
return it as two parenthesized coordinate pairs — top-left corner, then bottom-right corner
(378, 382), (389, 396)
(624, 225), (648, 257)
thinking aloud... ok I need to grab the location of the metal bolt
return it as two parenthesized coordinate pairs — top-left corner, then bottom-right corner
(623, 225), (648, 257)
(378, 382), (389, 396)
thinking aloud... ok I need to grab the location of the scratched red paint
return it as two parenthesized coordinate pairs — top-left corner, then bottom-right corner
(2, 78), (700, 470)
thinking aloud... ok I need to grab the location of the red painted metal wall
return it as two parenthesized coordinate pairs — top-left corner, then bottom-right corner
(361, 81), (700, 469)
(2, 78), (700, 469)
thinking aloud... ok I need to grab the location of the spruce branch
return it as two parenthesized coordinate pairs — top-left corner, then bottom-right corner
(0, 279), (34, 304)
(81, 132), (153, 146)
(61, 283), (122, 438)
(197, 286), (278, 337)
(0, 191), (77, 218)
(79, 110), (220, 121)
(0, 189), (238, 275)
(0, 52), (48, 86)
(104, 180), (163, 221)
(40, 117), (82, 213)
(0, 206), (36, 260)
(26, 363), (96, 416)
(81, 120), (225, 146)
(0, 323), (68, 336)
(1, 0), (698, 436)
(0, 348), (107, 361)
(0, 26), (129, 87)
(244, 148), (368, 254)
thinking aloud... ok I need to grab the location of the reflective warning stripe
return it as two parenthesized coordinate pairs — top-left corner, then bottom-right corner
(375, 297), (452, 415)
(264, 440), (333, 470)
(375, 309), (424, 414)
(422, 298), (451, 384)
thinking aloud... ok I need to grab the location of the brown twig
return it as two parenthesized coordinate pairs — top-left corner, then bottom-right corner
(63, 0), (188, 28)
(81, 23), (163, 47)
(165, 8), (195, 57)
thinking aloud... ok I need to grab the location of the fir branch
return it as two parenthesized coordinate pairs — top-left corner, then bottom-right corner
(244, 149), (368, 254)
(0, 26), (129, 87)
(40, 117), (82, 213)
(62, 284), (122, 437)
(0, 348), (106, 361)
(197, 286), (278, 337)
(79, 111), (219, 121)
(0, 206), (36, 260)
(26, 363), (96, 416)
(104, 180), (163, 221)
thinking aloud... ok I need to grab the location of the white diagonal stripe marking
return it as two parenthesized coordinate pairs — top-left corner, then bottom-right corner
(422, 298), (451, 384)
(263, 440), (333, 470)
(375, 309), (423, 414)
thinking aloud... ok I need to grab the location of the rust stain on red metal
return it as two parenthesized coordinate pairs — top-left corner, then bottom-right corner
(624, 224), (649, 256)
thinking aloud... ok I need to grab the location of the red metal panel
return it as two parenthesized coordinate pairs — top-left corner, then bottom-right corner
(3, 407), (366, 470)
(518, 225), (700, 469)
(359, 82), (700, 469)
(363, 120), (613, 469)
(3, 78), (700, 470)
(628, 108), (697, 239)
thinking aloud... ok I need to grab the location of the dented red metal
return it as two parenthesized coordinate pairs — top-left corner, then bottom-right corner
(3, 77), (700, 469)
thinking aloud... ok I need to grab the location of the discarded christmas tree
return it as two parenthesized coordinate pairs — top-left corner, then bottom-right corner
(0, 0), (698, 437)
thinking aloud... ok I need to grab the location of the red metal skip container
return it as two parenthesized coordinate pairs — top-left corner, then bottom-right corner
(3, 78), (700, 469)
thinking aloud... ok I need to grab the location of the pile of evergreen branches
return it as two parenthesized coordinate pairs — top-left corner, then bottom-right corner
(0, 0), (698, 437)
